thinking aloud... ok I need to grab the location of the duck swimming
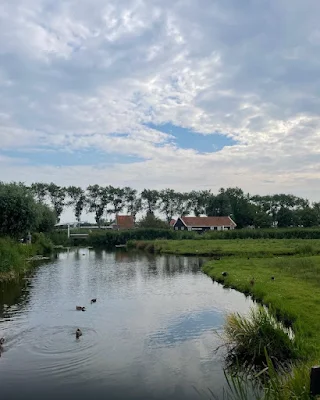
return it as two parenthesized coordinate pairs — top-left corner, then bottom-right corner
(76, 329), (82, 339)
(76, 306), (86, 311)
(91, 298), (97, 303)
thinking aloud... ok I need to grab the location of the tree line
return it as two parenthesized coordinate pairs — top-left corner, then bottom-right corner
(5, 182), (320, 229)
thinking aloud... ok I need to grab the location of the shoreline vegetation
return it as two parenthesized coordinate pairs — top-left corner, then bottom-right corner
(130, 238), (320, 398)
(0, 235), (54, 282)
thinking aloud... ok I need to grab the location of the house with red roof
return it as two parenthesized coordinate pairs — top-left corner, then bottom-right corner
(173, 216), (236, 232)
(169, 219), (176, 227)
(111, 214), (135, 230)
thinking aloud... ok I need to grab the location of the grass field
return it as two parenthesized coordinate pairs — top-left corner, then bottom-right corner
(131, 238), (320, 257)
(203, 255), (320, 353)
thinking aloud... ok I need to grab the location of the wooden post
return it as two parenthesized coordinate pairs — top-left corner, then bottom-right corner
(310, 366), (320, 396)
(67, 224), (70, 239)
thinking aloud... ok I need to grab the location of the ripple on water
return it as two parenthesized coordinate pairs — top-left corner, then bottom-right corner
(2, 325), (101, 382)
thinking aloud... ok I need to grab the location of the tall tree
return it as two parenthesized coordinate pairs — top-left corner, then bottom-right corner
(0, 182), (39, 237)
(222, 187), (254, 228)
(106, 186), (125, 217)
(30, 182), (48, 203)
(87, 185), (109, 227)
(277, 207), (296, 227)
(206, 192), (232, 216)
(188, 190), (211, 216)
(141, 189), (159, 215)
(159, 189), (177, 223)
(123, 187), (142, 219)
(174, 192), (190, 217)
(295, 207), (319, 227)
(67, 186), (87, 224)
(47, 183), (66, 223)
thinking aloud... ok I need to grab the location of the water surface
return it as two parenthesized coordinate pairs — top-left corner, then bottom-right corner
(0, 249), (254, 400)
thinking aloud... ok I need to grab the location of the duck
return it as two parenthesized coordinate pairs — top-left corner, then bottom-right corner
(76, 306), (86, 311)
(91, 298), (97, 304)
(75, 329), (82, 339)
(0, 338), (4, 346)
(250, 278), (255, 286)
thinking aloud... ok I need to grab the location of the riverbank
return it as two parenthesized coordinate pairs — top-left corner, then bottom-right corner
(0, 235), (53, 282)
(131, 238), (320, 396)
(128, 238), (320, 257)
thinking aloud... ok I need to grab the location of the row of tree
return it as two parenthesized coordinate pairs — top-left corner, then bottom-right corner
(25, 182), (320, 229)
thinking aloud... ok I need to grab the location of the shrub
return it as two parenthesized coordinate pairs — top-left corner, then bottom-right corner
(0, 237), (25, 273)
(32, 232), (54, 255)
(222, 307), (300, 370)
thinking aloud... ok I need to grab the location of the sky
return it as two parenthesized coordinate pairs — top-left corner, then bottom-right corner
(1, 0), (320, 222)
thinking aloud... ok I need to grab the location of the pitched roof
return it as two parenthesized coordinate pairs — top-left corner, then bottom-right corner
(170, 219), (176, 226)
(179, 216), (236, 227)
(115, 215), (135, 229)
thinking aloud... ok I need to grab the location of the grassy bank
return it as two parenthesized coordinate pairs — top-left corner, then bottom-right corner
(0, 234), (53, 282)
(203, 255), (320, 353)
(129, 238), (320, 257)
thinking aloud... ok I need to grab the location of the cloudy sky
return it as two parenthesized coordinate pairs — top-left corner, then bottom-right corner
(1, 0), (320, 212)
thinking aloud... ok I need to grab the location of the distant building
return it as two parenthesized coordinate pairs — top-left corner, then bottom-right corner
(111, 215), (135, 230)
(173, 216), (236, 233)
(170, 219), (176, 227)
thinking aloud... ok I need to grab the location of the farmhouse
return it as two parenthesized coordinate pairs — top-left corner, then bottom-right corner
(173, 216), (236, 232)
(111, 215), (135, 230)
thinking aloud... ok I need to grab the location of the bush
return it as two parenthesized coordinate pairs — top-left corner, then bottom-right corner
(32, 232), (54, 255)
(222, 306), (300, 370)
(87, 228), (197, 248)
(0, 237), (25, 273)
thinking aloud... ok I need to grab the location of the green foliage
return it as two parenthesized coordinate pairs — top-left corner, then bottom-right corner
(88, 228), (196, 248)
(141, 189), (159, 214)
(137, 212), (170, 229)
(46, 183), (66, 223)
(35, 203), (56, 232)
(222, 307), (300, 370)
(0, 235), (53, 278)
(0, 182), (39, 237)
(67, 186), (87, 223)
(31, 232), (54, 255)
(0, 237), (26, 274)
(23, 182), (320, 230)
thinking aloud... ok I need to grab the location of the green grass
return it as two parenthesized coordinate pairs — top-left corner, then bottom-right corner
(132, 238), (320, 257)
(222, 306), (300, 370)
(203, 255), (320, 352)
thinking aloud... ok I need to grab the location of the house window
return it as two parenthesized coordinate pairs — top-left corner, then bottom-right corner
(175, 227), (178, 230)
(181, 227), (184, 230)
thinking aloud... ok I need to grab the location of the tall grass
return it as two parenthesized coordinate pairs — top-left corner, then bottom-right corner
(221, 307), (300, 370)
(0, 235), (53, 279)
(220, 352), (312, 400)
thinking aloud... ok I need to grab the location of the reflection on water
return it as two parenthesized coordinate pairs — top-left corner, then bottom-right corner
(0, 249), (254, 400)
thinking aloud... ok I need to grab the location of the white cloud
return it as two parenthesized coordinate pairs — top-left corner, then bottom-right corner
(0, 0), (320, 213)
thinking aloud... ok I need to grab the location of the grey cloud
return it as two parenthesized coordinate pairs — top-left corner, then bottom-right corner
(0, 0), (320, 199)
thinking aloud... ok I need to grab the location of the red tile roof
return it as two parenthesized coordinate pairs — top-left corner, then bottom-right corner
(115, 215), (135, 229)
(170, 219), (176, 226)
(180, 216), (236, 227)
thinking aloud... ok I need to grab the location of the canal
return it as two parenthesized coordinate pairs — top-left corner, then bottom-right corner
(0, 249), (254, 400)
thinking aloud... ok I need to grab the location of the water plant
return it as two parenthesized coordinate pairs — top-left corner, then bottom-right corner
(221, 307), (300, 371)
